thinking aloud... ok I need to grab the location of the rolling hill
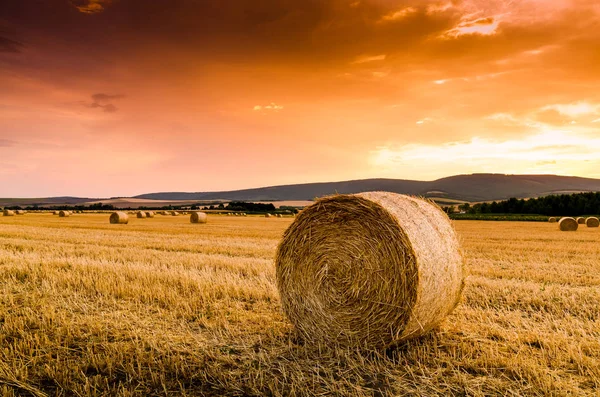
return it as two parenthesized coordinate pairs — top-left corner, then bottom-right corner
(134, 174), (600, 203)
(5, 174), (600, 207)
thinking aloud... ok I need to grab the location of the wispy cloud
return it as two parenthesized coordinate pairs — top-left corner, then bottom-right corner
(541, 102), (600, 117)
(70, 0), (111, 14)
(379, 7), (417, 23)
(351, 54), (386, 64)
(253, 103), (283, 112)
(85, 93), (124, 113)
(0, 36), (24, 53)
(443, 15), (501, 38)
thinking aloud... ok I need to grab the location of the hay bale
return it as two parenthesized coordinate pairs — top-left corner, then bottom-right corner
(558, 217), (578, 231)
(58, 210), (70, 217)
(137, 211), (146, 218)
(548, 217), (557, 223)
(146, 211), (155, 218)
(53, 211), (59, 215)
(576, 217), (586, 224)
(110, 211), (129, 224)
(275, 192), (464, 348)
(190, 211), (208, 224)
(3, 209), (15, 217)
(265, 213), (272, 218)
(586, 217), (599, 228)
(15, 210), (25, 215)
(277, 214), (283, 218)
(171, 211), (179, 216)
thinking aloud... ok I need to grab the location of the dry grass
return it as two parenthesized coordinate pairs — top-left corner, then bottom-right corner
(0, 214), (598, 396)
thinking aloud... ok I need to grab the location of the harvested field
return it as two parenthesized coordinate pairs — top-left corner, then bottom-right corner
(0, 214), (598, 396)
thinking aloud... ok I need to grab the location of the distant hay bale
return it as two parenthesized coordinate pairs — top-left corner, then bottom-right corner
(276, 192), (464, 348)
(137, 211), (146, 218)
(265, 213), (272, 218)
(15, 210), (25, 215)
(110, 211), (129, 224)
(276, 214), (282, 218)
(146, 211), (155, 218)
(558, 217), (578, 231)
(576, 217), (586, 224)
(3, 209), (15, 217)
(586, 217), (599, 228)
(171, 211), (179, 216)
(58, 210), (70, 217)
(548, 217), (557, 223)
(190, 211), (207, 224)
(53, 211), (59, 215)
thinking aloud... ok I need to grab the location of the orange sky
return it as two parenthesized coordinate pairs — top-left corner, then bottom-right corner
(1, 0), (600, 197)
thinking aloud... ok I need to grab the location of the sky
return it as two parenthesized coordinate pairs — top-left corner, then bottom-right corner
(1, 0), (600, 197)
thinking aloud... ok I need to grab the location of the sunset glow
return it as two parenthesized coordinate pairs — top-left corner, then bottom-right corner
(1, 0), (600, 197)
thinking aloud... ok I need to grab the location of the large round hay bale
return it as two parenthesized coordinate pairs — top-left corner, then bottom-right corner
(276, 214), (283, 218)
(190, 211), (207, 224)
(585, 217), (599, 228)
(171, 211), (179, 216)
(558, 217), (578, 231)
(53, 211), (59, 215)
(137, 211), (146, 218)
(275, 192), (464, 348)
(3, 209), (15, 217)
(146, 211), (155, 218)
(15, 210), (25, 215)
(265, 213), (272, 218)
(576, 217), (586, 224)
(548, 217), (557, 223)
(58, 210), (70, 217)
(110, 211), (129, 224)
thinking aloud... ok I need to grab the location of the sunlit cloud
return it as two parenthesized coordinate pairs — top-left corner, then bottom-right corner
(71, 0), (111, 14)
(351, 54), (386, 64)
(542, 102), (600, 118)
(416, 117), (433, 125)
(369, 130), (600, 178)
(443, 16), (501, 38)
(253, 103), (284, 112)
(379, 7), (417, 23)
(426, 2), (454, 15)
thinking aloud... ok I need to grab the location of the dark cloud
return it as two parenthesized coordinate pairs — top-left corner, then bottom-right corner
(70, 0), (111, 14)
(0, 36), (23, 53)
(86, 93), (123, 113)
(0, 139), (17, 147)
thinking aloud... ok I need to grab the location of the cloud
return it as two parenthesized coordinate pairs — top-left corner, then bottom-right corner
(70, 0), (111, 14)
(443, 15), (501, 38)
(253, 103), (283, 112)
(541, 102), (600, 117)
(379, 7), (418, 23)
(0, 139), (17, 147)
(351, 54), (386, 64)
(85, 93), (124, 113)
(0, 36), (23, 53)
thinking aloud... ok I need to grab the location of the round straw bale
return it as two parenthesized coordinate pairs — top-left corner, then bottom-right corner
(137, 211), (146, 218)
(548, 217), (557, 223)
(276, 192), (464, 348)
(146, 211), (155, 218)
(15, 210), (25, 215)
(265, 213), (272, 218)
(58, 210), (70, 217)
(277, 214), (282, 218)
(558, 217), (578, 231)
(3, 209), (15, 217)
(110, 211), (129, 224)
(53, 211), (59, 215)
(576, 217), (586, 224)
(190, 211), (207, 224)
(585, 217), (599, 228)
(171, 211), (179, 216)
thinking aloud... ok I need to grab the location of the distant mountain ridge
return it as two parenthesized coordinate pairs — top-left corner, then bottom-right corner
(4, 174), (600, 207)
(134, 174), (600, 203)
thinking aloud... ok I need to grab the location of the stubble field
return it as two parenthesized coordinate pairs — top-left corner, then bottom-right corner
(0, 214), (599, 396)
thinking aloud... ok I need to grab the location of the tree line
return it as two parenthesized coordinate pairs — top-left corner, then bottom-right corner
(449, 192), (600, 216)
